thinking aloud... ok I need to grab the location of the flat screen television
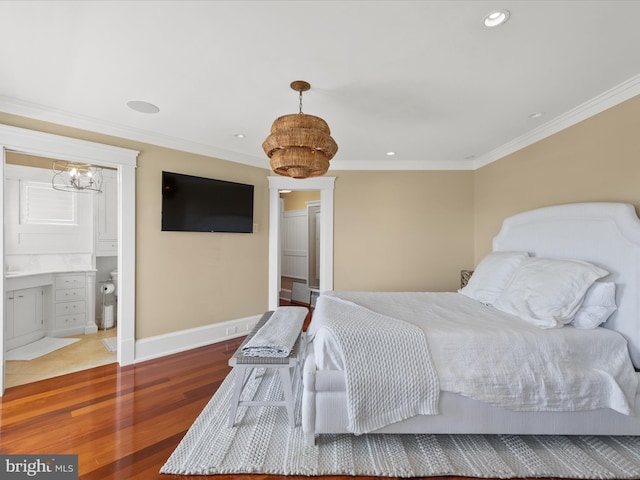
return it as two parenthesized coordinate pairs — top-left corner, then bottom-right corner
(161, 171), (254, 233)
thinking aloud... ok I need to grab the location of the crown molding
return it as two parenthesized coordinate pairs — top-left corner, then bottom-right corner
(2, 73), (639, 172)
(330, 158), (475, 171)
(474, 73), (640, 169)
(0, 96), (270, 170)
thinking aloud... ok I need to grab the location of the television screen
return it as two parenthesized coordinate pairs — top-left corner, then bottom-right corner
(161, 171), (254, 233)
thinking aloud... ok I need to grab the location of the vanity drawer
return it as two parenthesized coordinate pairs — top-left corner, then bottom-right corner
(55, 300), (85, 317)
(55, 275), (85, 290)
(55, 314), (84, 328)
(55, 288), (85, 302)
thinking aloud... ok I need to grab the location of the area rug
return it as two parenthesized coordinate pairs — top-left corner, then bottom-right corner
(161, 368), (640, 478)
(6, 337), (80, 361)
(102, 337), (117, 352)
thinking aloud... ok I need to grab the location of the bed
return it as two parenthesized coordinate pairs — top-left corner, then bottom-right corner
(302, 202), (640, 446)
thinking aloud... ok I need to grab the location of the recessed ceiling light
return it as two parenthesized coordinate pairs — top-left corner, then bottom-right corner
(483, 9), (510, 28)
(528, 111), (545, 119)
(127, 100), (159, 114)
(234, 133), (246, 139)
(386, 151), (396, 156)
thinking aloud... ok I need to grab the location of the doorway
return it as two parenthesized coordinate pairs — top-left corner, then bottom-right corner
(279, 191), (321, 305)
(3, 154), (118, 387)
(0, 124), (138, 395)
(267, 176), (335, 311)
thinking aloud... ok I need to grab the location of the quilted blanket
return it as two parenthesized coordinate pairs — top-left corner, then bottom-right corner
(308, 294), (439, 434)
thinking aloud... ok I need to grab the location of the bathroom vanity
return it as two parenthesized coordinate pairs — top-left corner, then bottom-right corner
(3, 162), (109, 352)
(5, 270), (97, 351)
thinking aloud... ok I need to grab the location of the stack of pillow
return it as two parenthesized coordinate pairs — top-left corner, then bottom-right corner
(458, 251), (617, 329)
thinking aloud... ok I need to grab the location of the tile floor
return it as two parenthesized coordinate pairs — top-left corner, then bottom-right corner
(5, 329), (117, 388)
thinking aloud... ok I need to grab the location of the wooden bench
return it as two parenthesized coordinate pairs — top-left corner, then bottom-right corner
(227, 310), (306, 428)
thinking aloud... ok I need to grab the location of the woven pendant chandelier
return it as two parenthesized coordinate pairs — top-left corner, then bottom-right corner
(263, 81), (338, 179)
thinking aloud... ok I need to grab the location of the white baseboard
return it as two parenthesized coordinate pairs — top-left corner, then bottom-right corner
(280, 288), (292, 301)
(134, 314), (262, 364)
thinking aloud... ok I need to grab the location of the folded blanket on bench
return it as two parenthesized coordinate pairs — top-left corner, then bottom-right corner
(242, 306), (307, 357)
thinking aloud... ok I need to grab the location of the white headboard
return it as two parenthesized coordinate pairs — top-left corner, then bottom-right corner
(493, 202), (640, 367)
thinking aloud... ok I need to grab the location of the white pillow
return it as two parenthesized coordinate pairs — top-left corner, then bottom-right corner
(571, 282), (617, 329)
(492, 257), (609, 328)
(458, 251), (530, 304)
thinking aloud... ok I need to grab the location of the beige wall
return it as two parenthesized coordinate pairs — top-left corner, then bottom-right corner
(135, 146), (269, 338)
(0, 112), (270, 339)
(3, 92), (638, 341)
(331, 170), (475, 292)
(474, 94), (640, 263)
(281, 190), (321, 211)
(6, 153), (58, 169)
(6, 152), (117, 171)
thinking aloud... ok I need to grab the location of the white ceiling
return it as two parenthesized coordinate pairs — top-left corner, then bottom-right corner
(2, 1), (640, 171)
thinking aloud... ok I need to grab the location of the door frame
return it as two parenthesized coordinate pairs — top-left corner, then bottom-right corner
(0, 124), (138, 395)
(267, 176), (335, 310)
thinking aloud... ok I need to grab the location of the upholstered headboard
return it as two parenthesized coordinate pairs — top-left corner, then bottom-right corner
(493, 202), (640, 367)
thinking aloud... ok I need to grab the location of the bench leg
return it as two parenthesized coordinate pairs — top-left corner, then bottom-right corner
(278, 367), (295, 428)
(228, 366), (247, 427)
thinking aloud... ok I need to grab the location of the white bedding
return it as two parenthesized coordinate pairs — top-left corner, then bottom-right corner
(309, 294), (439, 434)
(309, 291), (638, 417)
(241, 306), (307, 357)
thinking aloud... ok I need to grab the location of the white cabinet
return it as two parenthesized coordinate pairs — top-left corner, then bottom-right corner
(52, 273), (97, 336)
(5, 286), (45, 350)
(95, 169), (118, 256)
(54, 275), (86, 333)
(5, 271), (97, 341)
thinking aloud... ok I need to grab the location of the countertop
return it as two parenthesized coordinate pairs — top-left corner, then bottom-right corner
(5, 270), (97, 290)
(5, 269), (97, 278)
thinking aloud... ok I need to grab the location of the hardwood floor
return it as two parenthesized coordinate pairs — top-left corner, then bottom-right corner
(5, 329), (117, 388)
(1, 312), (558, 480)
(1, 339), (243, 479)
